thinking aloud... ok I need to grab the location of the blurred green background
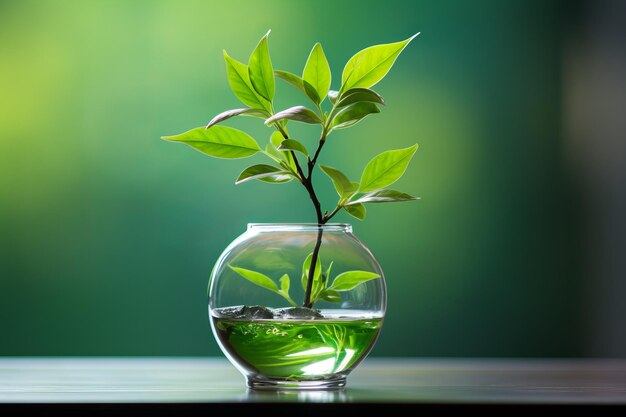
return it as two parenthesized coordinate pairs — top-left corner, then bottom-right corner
(0, 0), (600, 357)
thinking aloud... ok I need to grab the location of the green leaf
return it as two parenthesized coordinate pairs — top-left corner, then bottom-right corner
(162, 126), (260, 159)
(328, 270), (381, 291)
(256, 175), (293, 184)
(303, 81), (321, 105)
(270, 131), (297, 173)
(301, 252), (322, 292)
(337, 88), (385, 108)
(313, 261), (334, 304)
(236, 164), (292, 184)
(279, 274), (290, 294)
(328, 90), (339, 104)
(319, 164), (357, 198)
(206, 108), (269, 128)
(319, 289), (341, 303)
(278, 139), (309, 157)
(275, 70), (320, 105)
(312, 273), (325, 303)
(265, 106), (322, 125)
(311, 260), (332, 303)
(223, 50), (270, 111)
(325, 261), (334, 283)
(331, 102), (380, 129)
(303, 43), (331, 103)
(270, 130), (285, 147)
(265, 143), (284, 164)
(278, 274), (297, 307)
(274, 70), (305, 93)
(359, 144), (418, 192)
(229, 265), (278, 292)
(248, 30), (275, 102)
(229, 266), (296, 306)
(341, 33), (419, 91)
(343, 203), (366, 220)
(346, 189), (419, 205)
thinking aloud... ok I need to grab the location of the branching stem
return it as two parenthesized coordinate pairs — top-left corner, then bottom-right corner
(273, 113), (337, 308)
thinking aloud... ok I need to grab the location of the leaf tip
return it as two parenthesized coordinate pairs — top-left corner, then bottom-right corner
(408, 32), (421, 43)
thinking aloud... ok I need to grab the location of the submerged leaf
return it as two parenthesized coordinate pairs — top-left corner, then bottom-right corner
(278, 274), (297, 307)
(229, 266), (296, 306)
(279, 274), (290, 293)
(328, 270), (381, 291)
(301, 252), (322, 293)
(319, 289), (341, 303)
(325, 261), (334, 283)
(229, 265), (278, 292)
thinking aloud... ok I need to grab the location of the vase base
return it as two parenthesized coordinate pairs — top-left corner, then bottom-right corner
(247, 375), (347, 391)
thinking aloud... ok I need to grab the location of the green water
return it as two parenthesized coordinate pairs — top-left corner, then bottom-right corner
(212, 313), (383, 380)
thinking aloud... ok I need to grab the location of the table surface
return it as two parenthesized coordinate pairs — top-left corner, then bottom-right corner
(1, 357), (625, 414)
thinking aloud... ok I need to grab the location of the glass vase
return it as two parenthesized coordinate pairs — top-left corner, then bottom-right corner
(208, 223), (386, 390)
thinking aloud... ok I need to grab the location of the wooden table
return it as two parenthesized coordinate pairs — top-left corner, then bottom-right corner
(1, 357), (625, 415)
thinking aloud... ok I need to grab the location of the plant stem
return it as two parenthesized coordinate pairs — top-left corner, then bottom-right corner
(303, 225), (323, 308)
(302, 132), (330, 308)
(302, 201), (343, 309)
(308, 136), (326, 174)
(323, 205), (342, 223)
(273, 122), (331, 309)
(291, 150), (307, 184)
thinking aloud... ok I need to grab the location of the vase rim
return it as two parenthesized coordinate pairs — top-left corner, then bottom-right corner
(247, 223), (352, 232)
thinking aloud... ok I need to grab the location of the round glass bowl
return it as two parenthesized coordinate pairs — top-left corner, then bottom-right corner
(208, 223), (386, 390)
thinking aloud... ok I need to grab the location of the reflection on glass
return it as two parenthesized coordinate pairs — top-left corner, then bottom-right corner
(243, 388), (350, 403)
